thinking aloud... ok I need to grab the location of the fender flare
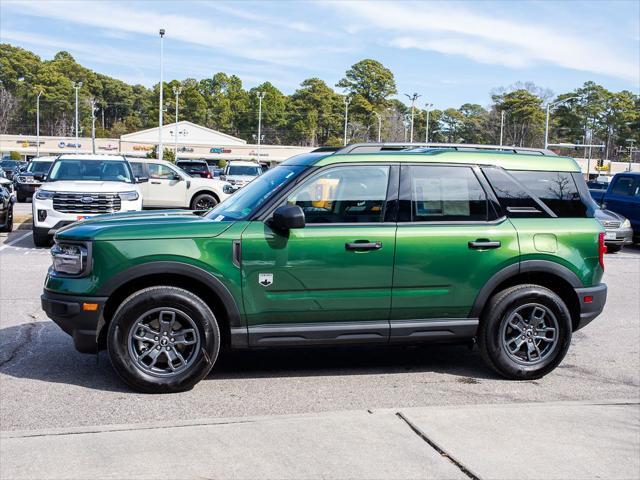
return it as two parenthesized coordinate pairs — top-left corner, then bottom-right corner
(97, 261), (242, 330)
(469, 260), (583, 318)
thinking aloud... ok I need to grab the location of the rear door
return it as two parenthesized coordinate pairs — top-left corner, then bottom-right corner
(390, 164), (519, 339)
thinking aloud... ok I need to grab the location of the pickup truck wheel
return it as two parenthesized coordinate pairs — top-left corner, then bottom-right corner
(478, 284), (572, 380)
(191, 193), (218, 211)
(107, 286), (220, 393)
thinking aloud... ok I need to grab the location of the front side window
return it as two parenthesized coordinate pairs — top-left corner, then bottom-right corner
(47, 160), (133, 183)
(610, 176), (639, 197)
(403, 165), (488, 222)
(148, 163), (178, 179)
(286, 165), (390, 224)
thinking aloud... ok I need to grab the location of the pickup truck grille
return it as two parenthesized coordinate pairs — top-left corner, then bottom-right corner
(52, 192), (121, 214)
(601, 220), (621, 229)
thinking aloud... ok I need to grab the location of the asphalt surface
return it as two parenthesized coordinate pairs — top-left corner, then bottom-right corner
(1, 228), (639, 432)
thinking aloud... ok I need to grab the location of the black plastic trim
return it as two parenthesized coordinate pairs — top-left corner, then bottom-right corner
(389, 318), (478, 342)
(574, 283), (607, 331)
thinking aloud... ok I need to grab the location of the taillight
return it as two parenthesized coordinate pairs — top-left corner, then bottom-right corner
(598, 232), (607, 270)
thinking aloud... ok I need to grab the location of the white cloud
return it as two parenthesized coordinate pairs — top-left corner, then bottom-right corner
(323, 0), (639, 82)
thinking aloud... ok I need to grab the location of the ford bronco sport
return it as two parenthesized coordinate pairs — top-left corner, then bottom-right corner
(41, 147), (607, 393)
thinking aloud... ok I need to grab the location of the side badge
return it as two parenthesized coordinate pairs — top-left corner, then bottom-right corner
(258, 273), (273, 287)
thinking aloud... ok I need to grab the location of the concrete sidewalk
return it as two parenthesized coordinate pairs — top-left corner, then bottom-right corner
(1, 400), (638, 480)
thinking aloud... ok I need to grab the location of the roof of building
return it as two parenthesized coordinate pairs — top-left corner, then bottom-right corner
(120, 121), (246, 146)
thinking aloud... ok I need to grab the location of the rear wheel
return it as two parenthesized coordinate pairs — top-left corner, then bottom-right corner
(478, 284), (572, 380)
(190, 193), (218, 211)
(107, 286), (220, 393)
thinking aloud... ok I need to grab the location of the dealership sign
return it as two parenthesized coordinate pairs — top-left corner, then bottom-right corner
(177, 146), (194, 153)
(58, 141), (82, 148)
(99, 144), (118, 151)
(210, 147), (232, 154)
(16, 140), (44, 147)
(133, 145), (154, 151)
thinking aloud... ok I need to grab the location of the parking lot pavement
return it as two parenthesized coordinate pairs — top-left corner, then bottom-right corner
(1, 401), (637, 480)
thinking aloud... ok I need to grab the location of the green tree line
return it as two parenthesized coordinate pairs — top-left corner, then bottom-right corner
(1, 44), (638, 159)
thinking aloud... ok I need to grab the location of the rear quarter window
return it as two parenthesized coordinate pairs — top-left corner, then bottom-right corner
(509, 171), (587, 218)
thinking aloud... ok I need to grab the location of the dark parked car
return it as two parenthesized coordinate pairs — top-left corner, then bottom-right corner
(14, 156), (55, 202)
(0, 159), (27, 180)
(591, 172), (640, 243)
(176, 160), (212, 178)
(0, 185), (15, 232)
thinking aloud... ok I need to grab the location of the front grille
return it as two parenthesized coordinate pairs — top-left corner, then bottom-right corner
(52, 192), (121, 214)
(602, 220), (620, 229)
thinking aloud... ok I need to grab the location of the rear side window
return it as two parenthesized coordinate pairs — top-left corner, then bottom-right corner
(401, 165), (488, 222)
(482, 168), (549, 218)
(610, 176), (639, 197)
(509, 171), (587, 217)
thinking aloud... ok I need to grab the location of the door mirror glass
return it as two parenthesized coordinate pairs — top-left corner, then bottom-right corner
(272, 205), (305, 230)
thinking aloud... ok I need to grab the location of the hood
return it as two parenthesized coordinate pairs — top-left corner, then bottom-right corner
(56, 209), (234, 242)
(188, 177), (229, 188)
(40, 181), (139, 193)
(0, 177), (11, 185)
(226, 175), (257, 181)
(595, 208), (627, 223)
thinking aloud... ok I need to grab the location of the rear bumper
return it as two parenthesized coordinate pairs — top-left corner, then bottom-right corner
(41, 290), (107, 353)
(573, 283), (607, 331)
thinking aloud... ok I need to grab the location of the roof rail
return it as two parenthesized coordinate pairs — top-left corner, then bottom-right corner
(332, 142), (558, 156)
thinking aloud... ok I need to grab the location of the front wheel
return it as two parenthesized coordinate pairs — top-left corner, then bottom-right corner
(0, 204), (13, 232)
(107, 286), (220, 393)
(32, 227), (51, 247)
(478, 284), (572, 380)
(190, 193), (218, 211)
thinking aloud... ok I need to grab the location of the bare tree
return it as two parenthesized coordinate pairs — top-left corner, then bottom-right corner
(0, 87), (19, 134)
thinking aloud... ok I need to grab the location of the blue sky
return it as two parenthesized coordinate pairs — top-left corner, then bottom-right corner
(1, 0), (638, 109)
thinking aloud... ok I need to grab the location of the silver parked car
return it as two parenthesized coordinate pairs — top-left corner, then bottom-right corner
(595, 208), (633, 253)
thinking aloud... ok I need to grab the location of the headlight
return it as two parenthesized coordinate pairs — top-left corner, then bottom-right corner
(119, 191), (139, 201)
(51, 243), (88, 275)
(17, 176), (33, 183)
(228, 179), (236, 185)
(622, 219), (631, 228)
(35, 189), (54, 200)
(223, 184), (234, 194)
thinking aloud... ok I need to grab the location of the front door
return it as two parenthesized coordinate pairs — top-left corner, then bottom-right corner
(146, 162), (187, 208)
(390, 164), (519, 339)
(241, 164), (397, 346)
(605, 174), (640, 229)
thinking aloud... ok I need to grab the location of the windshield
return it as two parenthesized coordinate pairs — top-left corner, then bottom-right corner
(0, 160), (18, 169)
(207, 165), (305, 221)
(47, 160), (133, 183)
(27, 161), (53, 174)
(228, 165), (261, 176)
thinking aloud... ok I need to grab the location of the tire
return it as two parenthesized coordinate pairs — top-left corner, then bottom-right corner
(107, 286), (220, 393)
(190, 193), (218, 211)
(0, 204), (13, 232)
(478, 284), (572, 380)
(16, 194), (25, 203)
(32, 227), (51, 247)
(606, 245), (622, 253)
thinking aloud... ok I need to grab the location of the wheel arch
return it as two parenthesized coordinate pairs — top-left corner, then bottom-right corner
(189, 189), (221, 208)
(98, 262), (244, 348)
(471, 260), (583, 331)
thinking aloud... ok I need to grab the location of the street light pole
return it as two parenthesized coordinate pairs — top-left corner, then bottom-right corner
(544, 96), (577, 149)
(404, 93), (421, 142)
(499, 110), (505, 146)
(36, 90), (43, 157)
(173, 86), (182, 158)
(257, 91), (266, 160)
(627, 139), (636, 172)
(372, 111), (382, 142)
(90, 98), (97, 154)
(158, 28), (165, 161)
(73, 82), (82, 151)
(424, 103), (433, 143)
(343, 96), (351, 146)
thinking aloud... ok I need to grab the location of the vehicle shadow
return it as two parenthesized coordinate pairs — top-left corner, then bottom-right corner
(0, 321), (499, 393)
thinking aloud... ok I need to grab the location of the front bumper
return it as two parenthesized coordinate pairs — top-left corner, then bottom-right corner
(604, 227), (634, 247)
(573, 283), (607, 331)
(41, 290), (107, 353)
(16, 183), (41, 196)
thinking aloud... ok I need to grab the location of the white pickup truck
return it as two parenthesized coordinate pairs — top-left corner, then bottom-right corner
(32, 154), (143, 247)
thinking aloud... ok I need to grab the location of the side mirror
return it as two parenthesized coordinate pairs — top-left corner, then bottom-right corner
(271, 205), (305, 230)
(34, 174), (45, 181)
(136, 176), (149, 183)
(220, 175), (226, 181)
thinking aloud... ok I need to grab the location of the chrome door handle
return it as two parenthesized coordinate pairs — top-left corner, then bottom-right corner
(150, 181), (161, 184)
(468, 239), (501, 249)
(345, 241), (382, 251)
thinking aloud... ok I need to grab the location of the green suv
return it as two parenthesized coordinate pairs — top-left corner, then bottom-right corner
(41, 148), (607, 393)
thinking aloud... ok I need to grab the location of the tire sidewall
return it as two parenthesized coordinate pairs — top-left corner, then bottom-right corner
(191, 193), (218, 210)
(484, 287), (572, 379)
(107, 287), (219, 393)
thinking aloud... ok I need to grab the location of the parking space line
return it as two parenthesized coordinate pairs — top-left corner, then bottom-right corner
(0, 231), (33, 252)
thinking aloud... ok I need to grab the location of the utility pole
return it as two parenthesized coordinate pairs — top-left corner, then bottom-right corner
(404, 93), (421, 142)
(627, 139), (636, 172)
(499, 110), (505, 146)
(173, 85), (182, 158)
(257, 91), (266, 160)
(36, 90), (43, 157)
(343, 96), (351, 146)
(372, 111), (382, 143)
(424, 103), (433, 143)
(73, 82), (82, 151)
(90, 98), (97, 154)
(158, 28), (165, 160)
